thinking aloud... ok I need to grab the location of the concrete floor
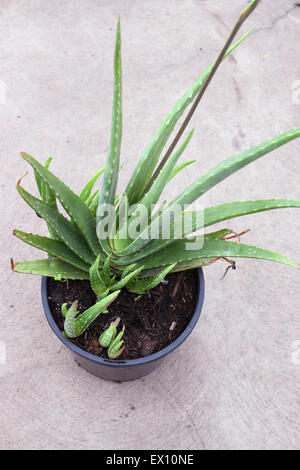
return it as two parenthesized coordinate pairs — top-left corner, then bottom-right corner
(1, 0), (300, 450)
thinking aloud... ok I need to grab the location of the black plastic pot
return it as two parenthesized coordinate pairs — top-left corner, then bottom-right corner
(42, 268), (205, 381)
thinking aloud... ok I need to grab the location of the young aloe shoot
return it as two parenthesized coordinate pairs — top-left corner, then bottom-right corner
(99, 317), (120, 347)
(62, 291), (120, 338)
(107, 327), (125, 359)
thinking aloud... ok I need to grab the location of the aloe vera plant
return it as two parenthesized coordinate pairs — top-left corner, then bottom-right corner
(12, 0), (300, 342)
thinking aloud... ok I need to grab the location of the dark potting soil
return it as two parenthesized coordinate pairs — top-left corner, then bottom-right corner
(48, 270), (198, 360)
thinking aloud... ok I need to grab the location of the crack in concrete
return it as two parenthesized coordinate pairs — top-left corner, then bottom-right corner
(251, 4), (299, 35)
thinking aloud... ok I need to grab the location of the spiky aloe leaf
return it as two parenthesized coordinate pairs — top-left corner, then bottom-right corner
(205, 229), (233, 240)
(114, 129), (194, 253)
(171, 129), (300, 209)
(102, 254), (112, 286)
(109, 265), (144, 290)
(34, 157), (58, 239)
(11, 258), (90, 279)
(108, 342), (125, 359)
(97, 18), (122, 253)
(86, 189), (98, 208)
(116, 128), (300, 259)
(138, 129), (194, 215)
(17, 184), (95, 265)
(89, 255), (108, 298)
(121, 263), (138, 277)
(169, 258), (218, 272)
(34, 157), (57, 207)
(133, 229), (232, 276)
(63, 301), (79, 338)
(108, 328), (125, 359)
(138, 238), (299, 271)
(204, 199), (300, 228)
(64, 291), (120, 338)
(142, 198), (300, 256)
(99, 318), (120, 348)
(88, 190), (100, 217)
(21, 152), (100, 256)
(168, 160), (196, 183)
(127, 263), (176, 293)
(125, 28), (254, 205)
(80, 168), (104, 202)
(13, 230), (90, 272)
(61, 303), (68, 318)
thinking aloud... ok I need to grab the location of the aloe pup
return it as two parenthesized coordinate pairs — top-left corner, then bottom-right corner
(12, 0), (300, 344)
(99, 318), (121, 348)
(108, 328), (126, 360)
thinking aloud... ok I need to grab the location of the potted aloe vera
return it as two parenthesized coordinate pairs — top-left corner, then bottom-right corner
(12, 0), (300, 381)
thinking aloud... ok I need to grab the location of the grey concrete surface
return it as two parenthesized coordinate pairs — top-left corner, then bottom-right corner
(1, 0), (300, 450)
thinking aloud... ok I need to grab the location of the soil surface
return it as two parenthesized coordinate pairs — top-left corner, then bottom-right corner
(48, 270), (198, 360)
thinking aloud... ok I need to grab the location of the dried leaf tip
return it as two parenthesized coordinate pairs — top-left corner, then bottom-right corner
(111, 317), (121, 327)
(16, 170), (29, 187)
(10, 257), (16, 271)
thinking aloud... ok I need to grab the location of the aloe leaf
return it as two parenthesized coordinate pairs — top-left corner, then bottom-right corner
(97, 18), (122, 253)
(111, 193), (129, 251)
(65, 291), (121, 338)
(108, 341), (125, 359)
(43, 158), (57, 207)
(89, 255), (107, 298)
(136, 231), (236, 275)
(86, 189), (98, 207)
(13, 230), (90, 272)
(34, 157), (56, 206)
(125, 28), (254, 205)
(147, 198), (300, 254)
(134, 129), (194, 219)
(11, 258), (90, 279)
(64, 301), (79, 338)
(102, 254), (112, 286)
(114, 129), (193, 253)
(61, 303), (68, 318)
(21, 152), (100, 256)
(34, 157), (58, 239)
(80, 168), (104, 202)
(170, 258), (219, 272)
(138, 238), (299, 271)
(116, 129), (194, 253)
(205, 229), (233, 240)
(168, 160), (196, 183)
(204, 199), (300, 228)
(127, 263), (176, 293)
(121, 263), (138, 277)
(110, 265), (144, 290)
(17, 185), (95, 265)
(171, 129), (300, 210)
(117, 128), (300, 258)
(88, 190), (100, 217)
